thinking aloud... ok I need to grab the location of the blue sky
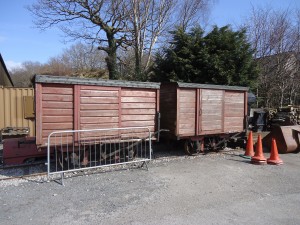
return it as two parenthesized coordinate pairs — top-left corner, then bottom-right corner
(1, 0), (300, 71)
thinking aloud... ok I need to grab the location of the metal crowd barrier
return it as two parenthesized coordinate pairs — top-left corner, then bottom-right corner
(46, 127), (152, 184)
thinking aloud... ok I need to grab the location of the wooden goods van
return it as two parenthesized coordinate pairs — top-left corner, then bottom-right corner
(160, 82), (249, 154)
(35, 75), (161, 148)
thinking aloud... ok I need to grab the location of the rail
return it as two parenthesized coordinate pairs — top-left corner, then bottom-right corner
(47, 127), (152, 185)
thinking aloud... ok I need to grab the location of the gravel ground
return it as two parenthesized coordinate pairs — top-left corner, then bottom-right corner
(1, 144), (300, 225)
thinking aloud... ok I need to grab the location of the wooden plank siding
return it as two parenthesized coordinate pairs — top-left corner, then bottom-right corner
(224, 91), (245, 132)
(160, 82), (247, 140)
(121, 88), (157, 133)
(79, 86), (120, 130)
(199, 89), (223, 134)
(178, 88), (196, 136)
(38, 84), (74, 145)
(35, 79), (160, 147)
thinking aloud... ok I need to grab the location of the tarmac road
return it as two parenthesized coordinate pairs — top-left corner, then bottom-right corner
(1, 149), (300, 225)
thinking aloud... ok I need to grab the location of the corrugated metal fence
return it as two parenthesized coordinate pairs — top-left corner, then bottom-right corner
(0, 87), (35, 137)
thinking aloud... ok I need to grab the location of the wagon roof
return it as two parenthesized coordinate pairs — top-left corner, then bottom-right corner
(35, 75), (160, 89)
(176, 82), (249, 91)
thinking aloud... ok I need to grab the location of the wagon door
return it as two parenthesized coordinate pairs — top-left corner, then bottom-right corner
(199, 89), (224, 134)
(177, 88), (196, 137)
(224, 91), (245, 132)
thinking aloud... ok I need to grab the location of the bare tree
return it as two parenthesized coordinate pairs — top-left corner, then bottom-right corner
(123, 0), (175, 80)
(10, 42), (108, 87)
(10, 61), (44, 87)
(29, 0), (214, 81)
(62, 42), (106, 72)
(245, 5), (300, 108)
(43, 56), (73, 75)
(176, 0), (211, 32)
(28, 0), (130, 79)
(123, 0), (213, 81)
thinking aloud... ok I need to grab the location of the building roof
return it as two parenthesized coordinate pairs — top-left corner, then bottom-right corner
(256, 52), (297, 69)
(173, 82), (249, 91)
(256, 52), (299, 78)
(35, 75), (161, 89)
(0, 54), (14, 86)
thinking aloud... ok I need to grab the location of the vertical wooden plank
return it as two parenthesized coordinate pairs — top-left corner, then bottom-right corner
(74, 85), (80, 142)
(199, 89), (202, 134)
(30, 88), (35, 136)
(222, 90), (225, 132)
(118, 87), (122, 128)
(196, 89), (200, 136)
(156, 89), (160, 133)
(176, 88), (180, 136)
(35, 83), (43, 146)
(156, 89), (160, 113)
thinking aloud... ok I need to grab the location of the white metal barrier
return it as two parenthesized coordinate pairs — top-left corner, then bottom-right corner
(46, 127), (152, 184)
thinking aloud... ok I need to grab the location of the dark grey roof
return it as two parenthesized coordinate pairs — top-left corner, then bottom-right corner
(0, 53), (14, 86)
(248, 92), (256, 104)
(35, 75), (160, 89)
(176, 82), (249, 91)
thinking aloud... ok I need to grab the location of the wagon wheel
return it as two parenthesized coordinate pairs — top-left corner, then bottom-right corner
(184, 140), (196, 155)
(80, 149), (89, 167)
(214, 137), (227, 151)
(222, 139), (227, 149)
(207, 137), (218, 151)
(58, 152), (67, 170)
(57, 151), (82, 170)
(128, 144), (138, 160)
(115, 143), (136, 162)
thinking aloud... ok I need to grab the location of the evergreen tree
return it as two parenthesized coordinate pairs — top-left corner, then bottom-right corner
(152, 26), (258, 88)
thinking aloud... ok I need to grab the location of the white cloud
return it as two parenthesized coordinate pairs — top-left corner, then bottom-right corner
(5, 60), (24, 71)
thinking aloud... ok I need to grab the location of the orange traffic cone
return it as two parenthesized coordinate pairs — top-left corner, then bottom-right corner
(245, 131), (254, 157)
(267, 138), (283, 165)
(251, 134), (267, 165)
(239, 131), (254, 159)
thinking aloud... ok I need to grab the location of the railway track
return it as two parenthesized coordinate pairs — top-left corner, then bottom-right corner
(0, 161), (47, 170)
(0, 147), (243, 183)
(0, 158), (47, 182)
(0, 172), (47, 182)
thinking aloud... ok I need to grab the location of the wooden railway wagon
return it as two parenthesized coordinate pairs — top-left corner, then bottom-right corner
(160, 82), (249, 154)
(35, 75), (160, 147)
(2, 75), (160, 165)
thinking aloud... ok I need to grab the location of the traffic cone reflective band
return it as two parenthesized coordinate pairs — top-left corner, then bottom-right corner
(267, 138), (283, 165)
(245, 131), (254, 157)
(251, 134), (267, 164)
